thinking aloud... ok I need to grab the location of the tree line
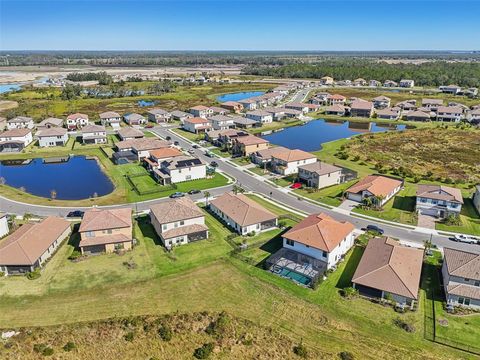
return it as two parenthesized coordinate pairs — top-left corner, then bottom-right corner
(242, 60), (480, 87)
(65, 71), (113, 85)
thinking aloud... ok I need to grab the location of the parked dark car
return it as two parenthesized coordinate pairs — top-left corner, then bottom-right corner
(210, 161), (218, 167)
(173, 141), (180, 146)
(192, 144), (199, 149)
(169, 192), (185, 199)
(66, 210), (84, 218)
(365, 225), (385, 235)
(188, 189), (201, 195)
(166, 136), (171, 141)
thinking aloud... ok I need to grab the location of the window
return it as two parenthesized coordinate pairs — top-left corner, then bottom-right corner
(85, 231), (94, 237)
(474, 281), (480, 287)
(180, 220), (184, 226)
(162, 224), (167, 230)
(322, 251), (327, 258)
(458, 297), (465, 304)
(464, 298), (470, 306)
(286, 239), (294, 246)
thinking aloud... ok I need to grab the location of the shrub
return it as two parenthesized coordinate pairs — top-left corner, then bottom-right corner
(124, 331), (135, 342)
(33, 343), (54, 356)
(26, 268), (41, 280)
(63, 342), (76, 352)
(158, 324), (173, 342)
(443, 214), (461, 226)
(206, 311), (230, 337)
(293, 342), (308, 358)
(393, 318), (415, 333)
(193, 342), (215, 359)
(0, 271), (4, 277)
(247, 231), (256, 237)
(68, 250), (82, 260)
(341, 287), (359, 299)
(339, 351), (355, 360)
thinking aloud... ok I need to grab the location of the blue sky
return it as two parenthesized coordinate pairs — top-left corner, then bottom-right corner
(0, 0), (479, 51)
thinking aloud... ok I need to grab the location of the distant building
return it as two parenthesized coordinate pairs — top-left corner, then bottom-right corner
(124, 113), (147, 126)
(372, 96), (391, 109)
(66, 113), (89, 130)
(246, 110), (273, 124)
(271, 149), (317, 176)
(99, 111), (122, 128)
(399, 79), (415, 88)
(350, 100), (373, 118)
(7, 116), (34, 130)
(436, 106), (463, 122)
(183, 117), (212, 134)
(440, 85), (462, 95)
(327, 94), (346, 106)
(189, 105), (213, 118)
(37, 117), (64, 130)
(117, 127), (144, 141)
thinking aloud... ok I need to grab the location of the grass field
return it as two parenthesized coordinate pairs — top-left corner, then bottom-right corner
(294, 180), (357, 207)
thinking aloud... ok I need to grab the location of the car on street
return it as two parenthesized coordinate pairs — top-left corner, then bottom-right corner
(290, 182), (302, 189)
(165, 136), (171, 141)
(66, 210), (84, 218)
(210, 161), (218, 167)
(192, 144), (199, 149)
(205, 151), (213, 157)
(174, 141), (179, 146)
(145, 124), (154, 128)
(452, 234), (479, 244)
(188, 189), (201, 195)
(188, 149), (195, 154)
(169, 192), (185, 199)
(365, 225), (385, 235)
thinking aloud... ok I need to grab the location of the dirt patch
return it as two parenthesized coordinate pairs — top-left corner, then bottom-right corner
(0, 100), (18, 112)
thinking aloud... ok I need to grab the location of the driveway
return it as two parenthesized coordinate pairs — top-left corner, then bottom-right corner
(338, 199), (359, 213)
(417, 213), (437, 229)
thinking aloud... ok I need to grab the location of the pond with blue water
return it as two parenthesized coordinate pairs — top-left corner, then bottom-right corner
(217, 91), (265, 102)
(262, 119), (406, 152)
(0, 156), (114, 200)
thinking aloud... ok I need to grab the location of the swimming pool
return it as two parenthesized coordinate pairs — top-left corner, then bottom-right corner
(277, 268), (312, 286)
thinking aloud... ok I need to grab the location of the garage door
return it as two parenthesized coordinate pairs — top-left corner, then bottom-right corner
(355, 284), (382, 298)
(419, 208), (437, 216)
(82, 245), (105, 255)
(346, 192), (363, 203)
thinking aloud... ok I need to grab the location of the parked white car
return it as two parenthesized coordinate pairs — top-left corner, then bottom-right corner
(453, 234), (480, 244)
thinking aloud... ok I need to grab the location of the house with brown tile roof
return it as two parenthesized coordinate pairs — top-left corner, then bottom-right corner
(232, 135), (270, 156)
(150, 197), (209, 249)
(436, 106), (464, 122)
(422, 98), (443, 111)
(406, 110), (431, 122)
(416, 184), (464, 218)
(271, 149), (317, 176)
(442, 248), (480, 309)
(327, 94), (346, 105)
(189, 105), (213, 118)
(37, 117), (64, 130)
(251, 146), (290, 165)
(372, 96), (391, 109)
(114, 138), (171, 162)
(99, 111), (121, 127)
(350, 100), (374, 118)
(345, 175), (403, 207)
(183, 117), (212, 134)
(37, 127), (69, 147)
(298, 162), (345, 189)
(7, 116), (34, 130)
(78, 208), (133, 255)
(81, 124), (107, 144)
(283, 213), (355, 269)
(123, 113), (147, 126)
(209, 192), (277, 235)
(147, 108), (172, 123)
(0, 217), (71, 275)
(117, 126), (144, 141)
(66, 113), (89, 130)
(352, 237), (424, 309)
(325, 104), (347, 116)
(221, 101), (243, 113)
(376, 108), (400, 120)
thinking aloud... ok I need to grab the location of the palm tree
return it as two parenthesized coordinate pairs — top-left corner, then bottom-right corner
(203, 191), (211, 207)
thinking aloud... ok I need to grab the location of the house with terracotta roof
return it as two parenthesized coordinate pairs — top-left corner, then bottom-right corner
(350, 100), (374, 118)
(78, 208), (133, 255)
(345, 175), (403, 207)
(66, 113), (89, 130)
(147, 147), (183, 166)
(232, 135), (270, 156)
(0, 128), (33, 152)
(114, 138), (171, 163)
(238, 98), (258, 111)
(7, 116), (34, 130)
(271, 149), (317, 176)
(124, 113), (147, 126)
(81, 124), (107, 144)
(442, 248), (480, 309)
(298, 162), (345, 189)
(183, 117), (212, 134)
(221, 101), (243, 113)
(99, 111), (121, 128)
(352, 237), (424, 309)
(189, 105), (213, 118)
(37, 127), (69, 147)
(396, 100), (417, 111)
(416, 184), (464, 218)
(0, 217), (71, 275)
(209, 192), (278, 235)
(327, 94), (346, 106)
(117, 126), (144, 141)
(150, 197), (209, 249)
(147, 108), (172, 123)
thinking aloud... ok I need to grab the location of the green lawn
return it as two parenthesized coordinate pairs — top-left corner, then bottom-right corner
(230, 156), (251, 166)
(436, 198), (480, 235)
(248, 165), (269, 176)
(294, 180), (357, 207)
(271, 174), (297, 187)
(209, 147), (230, 158)
(352, 182), (418, 225)
(171, 128), (204, 142)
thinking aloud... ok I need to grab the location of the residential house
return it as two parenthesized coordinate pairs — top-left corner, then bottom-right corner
(376, 108), (400, 120)
(208, 115), (235, 130)
(147, 108), (172, 123)
(117, 127), (144, 141)
(320, 76), (334, 85)
(7, 116), (34, 130)
(124, 113), (147, 126)
(399, 79), (415, 88)
(264, 107), (286, 121)
(171, 110), (193, 123)
(0, 117), (6, 131)
(66, 113), (89, 130)
(309, 92), (329, 105)
(232, 135), (270, 156)
(221, 101), (243, 113)
(232, 116), (257, 129)
(0, 128), (33, 152)
(406, 110), (431, 122)
(145, 147), (183, 170)
(285, 102), (309, 114)
(189, 105), (213, 118)
(325, 104), (347, 116)
(383, 80), (398, 87)
(209, 106), (230, 115)
(345, 175), (403, 207)
(246, 110), (273, 124)
(440, 85), (462, 95)
(473, 185), (480, 214)
(369, 80), (381, 87)
(150, 197), (209, 249)
(0, 213), (8, 238)
(209, 192), (278, 235)
(283, 108), (302, 118)
(436, 106), (463, 122)
(152, 156), (207, 185)
(422, 99), (443, 111)
(416, 184), (463, 218)
(251, 146), (289, 165)
(352, 237), (424, 309)
(327, 94), (346, 106)
(396, 100), (417, 111)
(442, 248), (480, 309)
(81, 124), (107, 144)
(37, 117), (64, 130)
(99, 111), (122, 128)
(183, 117), (212, 134)
(353, 78), (367, 86)
(271, 149), (317, 176)
(350, 100), (373, 118)
(37, 128), (69, 147)
(78, 208), (133, 255)
(298, 162), (345, 189)
(0, 217), (71, 275)
(114, 138), (171, 162)
(239, 98), (258, 111)
(372, 96), (391, 109)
